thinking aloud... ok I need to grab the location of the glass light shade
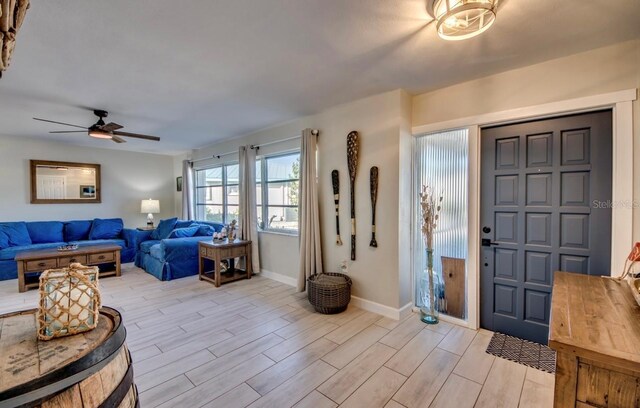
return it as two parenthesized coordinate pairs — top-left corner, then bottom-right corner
(88, 129), (113, 139)
(433, 0), (497, 41)
(140, 199), (160, 214)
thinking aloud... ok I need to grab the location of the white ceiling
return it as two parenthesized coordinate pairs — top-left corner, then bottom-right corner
(1, 0), (638, 154)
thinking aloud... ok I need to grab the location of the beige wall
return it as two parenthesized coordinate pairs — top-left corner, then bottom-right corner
(0, 135), (176, 227)
(191, 90), (412, 309)
(413, 39), (640, 240)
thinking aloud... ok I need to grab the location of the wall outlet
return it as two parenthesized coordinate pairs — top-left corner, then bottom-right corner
(340, 260), (348, 274)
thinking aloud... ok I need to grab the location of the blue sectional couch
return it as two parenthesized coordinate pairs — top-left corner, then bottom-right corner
(0, 218), (137, 281)
(135, 219), (224, 281)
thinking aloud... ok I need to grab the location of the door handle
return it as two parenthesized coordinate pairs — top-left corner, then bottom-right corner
(481, 238), (499, 247)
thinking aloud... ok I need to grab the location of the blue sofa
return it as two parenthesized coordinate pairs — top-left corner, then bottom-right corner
(135, 219), (224, 281)
(0, 219), (137, 281)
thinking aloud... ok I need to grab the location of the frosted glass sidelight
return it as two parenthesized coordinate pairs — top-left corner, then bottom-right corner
(414, 128), (469, 320)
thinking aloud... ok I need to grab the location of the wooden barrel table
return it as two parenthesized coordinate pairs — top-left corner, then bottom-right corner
(0, 307), (137, 408)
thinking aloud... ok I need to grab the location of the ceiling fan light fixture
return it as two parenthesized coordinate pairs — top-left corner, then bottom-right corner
(88, 129), (113, 139)
(428, 0), (498, 41)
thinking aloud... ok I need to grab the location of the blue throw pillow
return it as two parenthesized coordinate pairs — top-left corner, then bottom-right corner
(174, 220), (194, 229)
(168, 226), (199, 238)
(26, 221), (64, 244)
(0, 230), (9, 249)
(64, 220), (93, 241)
(89, 218), (124, 240)
(0, 222), (32, 246)
(195, 225), (215, 236)
(151, 217), (178, 240)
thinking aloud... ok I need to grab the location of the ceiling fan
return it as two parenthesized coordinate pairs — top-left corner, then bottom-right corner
(33, 110), (161, 143)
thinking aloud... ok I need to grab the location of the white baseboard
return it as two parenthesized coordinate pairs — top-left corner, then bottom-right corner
(260, 269), (298, 287)
(259, 270), (411, 321)
(350, 296), (414, 320)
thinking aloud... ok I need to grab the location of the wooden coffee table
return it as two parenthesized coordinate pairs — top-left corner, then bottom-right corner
(198, 240), (252, 287)
(15, 244), (121, 292)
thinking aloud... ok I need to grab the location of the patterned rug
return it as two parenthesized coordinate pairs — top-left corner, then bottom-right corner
(485, 332), (556, 374)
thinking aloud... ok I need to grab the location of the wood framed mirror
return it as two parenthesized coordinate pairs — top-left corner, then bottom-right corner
(30, 160), (101, 204)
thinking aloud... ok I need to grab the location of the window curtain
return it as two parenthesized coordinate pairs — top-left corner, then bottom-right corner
(239, 145), (261, 273)
(181, 159), (195, 220)
(298, 128), (322, 291)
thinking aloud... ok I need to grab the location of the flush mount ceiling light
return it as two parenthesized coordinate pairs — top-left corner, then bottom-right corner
(427, 0), (498, 41)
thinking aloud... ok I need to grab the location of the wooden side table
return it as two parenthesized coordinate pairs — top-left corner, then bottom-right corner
(198, 240), (252, 287)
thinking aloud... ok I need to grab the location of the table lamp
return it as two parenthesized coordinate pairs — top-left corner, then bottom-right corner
(141, 199), (160, 227)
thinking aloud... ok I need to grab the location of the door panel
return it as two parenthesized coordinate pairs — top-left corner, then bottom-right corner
(480, 110), (612, 344)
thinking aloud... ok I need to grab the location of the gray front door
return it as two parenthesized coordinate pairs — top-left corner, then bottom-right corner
(480, 110), (612, 344)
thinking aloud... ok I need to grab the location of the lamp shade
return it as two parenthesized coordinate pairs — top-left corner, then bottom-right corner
(141, 199), (160, 214)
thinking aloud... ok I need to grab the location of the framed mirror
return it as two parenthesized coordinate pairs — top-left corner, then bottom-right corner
(30, 160), (101, 204)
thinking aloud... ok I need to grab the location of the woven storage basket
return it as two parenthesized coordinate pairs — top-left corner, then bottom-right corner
(307, 272), (352, 314)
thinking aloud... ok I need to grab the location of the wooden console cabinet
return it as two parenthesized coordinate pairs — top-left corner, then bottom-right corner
(549, 271), (640, 407)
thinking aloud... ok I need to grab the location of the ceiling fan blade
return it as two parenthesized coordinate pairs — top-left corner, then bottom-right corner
(111, 135), (127, 143)
(112, 131), (161, 142)
(33, 118), (88, 129)
(49, 131), (87, 134)
(101, 122), (124, 132)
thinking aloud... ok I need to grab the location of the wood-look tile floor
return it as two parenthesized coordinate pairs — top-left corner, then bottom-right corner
(0, 265), (555, 408)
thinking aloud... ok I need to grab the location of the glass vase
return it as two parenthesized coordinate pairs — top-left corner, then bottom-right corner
(419, 248), (440, 324)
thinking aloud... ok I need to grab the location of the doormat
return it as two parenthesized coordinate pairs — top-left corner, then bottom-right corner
(485, 332), (556, 374)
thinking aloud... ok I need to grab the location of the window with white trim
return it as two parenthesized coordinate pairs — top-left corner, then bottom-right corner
(256, 152), (300, 233)
(195, 163), (240, 224)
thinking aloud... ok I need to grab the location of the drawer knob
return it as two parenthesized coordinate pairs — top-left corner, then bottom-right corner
(98, 255), (105, 260)
(38, 262), (46, 267)
(70, 258), (77, 262)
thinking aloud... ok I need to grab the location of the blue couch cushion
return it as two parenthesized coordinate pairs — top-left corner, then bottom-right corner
(0, 242), (67, 260)
(64, 220), (93, 241)
(174, 220), (194, 229)
(151, 218), (178, 240)
(140, 240), (161, 254)
(193, 224), (215, 236)
(168, 226), (199, 238)
(149, 243), (164, 261)
(0, 230), (8, 250)
(26, 221), (64, 244)
(69, 239), (126, 248)
(0, 222), (32, 246)
(89, 218), (124, 240)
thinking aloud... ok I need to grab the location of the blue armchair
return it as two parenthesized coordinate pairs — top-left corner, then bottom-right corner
(135, 220), (224, 281)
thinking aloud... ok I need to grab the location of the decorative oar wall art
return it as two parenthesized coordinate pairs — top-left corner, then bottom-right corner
(346, 131), (359, 260)
(0, 0), (30, 77)
(369, 166), (379, 247)
(331, 170), (343, 245)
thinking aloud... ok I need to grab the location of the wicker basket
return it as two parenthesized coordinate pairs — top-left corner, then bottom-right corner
(307, 272), (352, 314)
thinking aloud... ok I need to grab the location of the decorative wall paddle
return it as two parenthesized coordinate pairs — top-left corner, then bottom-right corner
(346, 131), (359, 260)
(369, 166), (379, 247)
(331, 170), (343, 245)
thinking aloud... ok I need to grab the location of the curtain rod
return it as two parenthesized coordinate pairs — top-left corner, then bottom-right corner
(190, 129), (318, 163)
(250, 129), (318, 150)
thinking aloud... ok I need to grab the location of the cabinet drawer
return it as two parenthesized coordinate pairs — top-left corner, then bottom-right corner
(229, 246), (247, 258)
(89, 252), (115, 264)
(200, 246), (208, 256)
(26, 258), (57, 271)
(58, 255), (88, 267)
